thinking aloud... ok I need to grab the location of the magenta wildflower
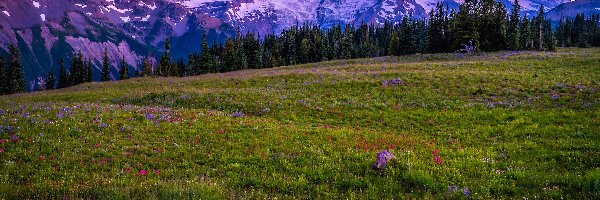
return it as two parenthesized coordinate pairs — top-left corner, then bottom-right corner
(0, 148), (4, 153)
(138, 169), (148, 176)
(434, 155), (444, 165)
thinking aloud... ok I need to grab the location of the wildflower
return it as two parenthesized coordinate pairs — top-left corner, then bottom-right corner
(0, 139), (6, 144)
(98, 123), (108, 128)
(463, 187), (471, 196)
(432, 149), (440, 156)
(120, 126), (126, 131)
(382, 78), (404, 87)
(137, 169), (148, 176)
(448, 185), (458, 193)
(230, 112), (245, 118)
(434, 155), (444, 165)
(154, 170), (160, 175)
(372, 150), (395, 170)
(9, 134), (19, 143)
(299, 99), (306, 104)
(144, 113), (154, 121)
(95, 143), (102, 148)
(124, 167), (131, 173)
(0, 148), (4, 153)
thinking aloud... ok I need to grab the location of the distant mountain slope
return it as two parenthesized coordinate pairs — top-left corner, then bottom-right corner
(546, 0), (600, 20)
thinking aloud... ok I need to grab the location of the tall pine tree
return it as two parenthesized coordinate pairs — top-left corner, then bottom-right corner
(0, 56), (7, 95)
(101, 48), (111, 81)
(8, 44), (25, 93)
(58, 58), (71, 89)
(119, 57), (129, 80)
(46, 71), (55, 90)
(507, 0), (521, 50)
(158, 39), (172, 76)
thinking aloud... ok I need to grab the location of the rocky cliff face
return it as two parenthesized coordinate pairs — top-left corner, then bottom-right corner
(0, 0), (573, 85)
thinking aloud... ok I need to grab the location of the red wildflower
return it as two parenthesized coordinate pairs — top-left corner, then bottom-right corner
(432, 149), (440, 156)
(0, 148), (4, 153)
(154, 170), (160, 175)
(124, 167), (131, 173)
(0, 139), (6, 144)
(137, 169), (148, 176)
(95, 143), (102, 148)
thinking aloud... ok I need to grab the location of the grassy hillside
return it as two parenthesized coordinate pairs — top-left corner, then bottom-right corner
(0, 48), (599, 199)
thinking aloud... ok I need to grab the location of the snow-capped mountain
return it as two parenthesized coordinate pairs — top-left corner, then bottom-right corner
(0, 0), (574, 85)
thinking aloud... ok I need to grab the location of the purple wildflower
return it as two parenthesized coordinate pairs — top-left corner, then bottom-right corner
(144, 113), (154, 121)
(9, 134), (19, 143)
(463, 188), (471, 196)
(448, 185), (459, 193)
(299, 99), (306, 104)
(98, 123), (108, 128)
(372, 150), (395, 170)
(0, 109), (5, 115)
(230, 112), (245, 118)
(382, 78), (404, 87)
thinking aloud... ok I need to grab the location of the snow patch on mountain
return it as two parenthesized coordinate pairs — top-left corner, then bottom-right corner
(2, 11), (9, 17)
(40, 14), (46, 21)
(32, 1), (41, 8)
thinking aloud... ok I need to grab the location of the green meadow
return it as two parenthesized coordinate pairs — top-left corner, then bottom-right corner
(0, 48), (599, 199)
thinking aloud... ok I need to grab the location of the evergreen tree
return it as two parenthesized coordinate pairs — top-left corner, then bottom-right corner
(187, 53), (198, 76)
(452, 0), (480, 51)
(142, 57), (153, 77)
(543, 19), (556, 51)
(71, 50), (85, 85)
(119, 57), (129, 80)
(520, 16), (533, 50)
(158, 38), (172, 76)
(221, 38), (236, 72)
(533, 5), (545, 51)
(199, 34), (215, 74)
(86, 59), (93, 82)
(101, 49), (111, 81)
(58, 58), (71, 89)
(177, 59), (185, 77)
(0, 56), (7, 95)
(46, 71), (55, 90)
(399, 17), (415, 55)
(428, 3), (450, 53)
(389, 31), (401, 56)
(243, 32), (263, 69)
(507, 0), (521, 50)
(234, 37), (248, 71)
(8, 44), (25, 93)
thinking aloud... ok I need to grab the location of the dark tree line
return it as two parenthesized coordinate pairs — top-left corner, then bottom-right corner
(556, 14), (600, 48)
(46, 48), (139, 90)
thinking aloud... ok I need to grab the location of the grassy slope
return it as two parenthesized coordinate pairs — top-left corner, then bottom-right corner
(0, 48), (599, 199)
